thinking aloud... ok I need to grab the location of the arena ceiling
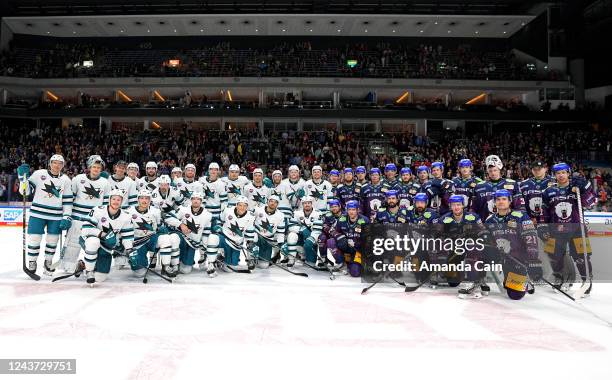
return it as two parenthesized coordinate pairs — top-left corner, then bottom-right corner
(3, 13), (534, 38)
(0, 1), (545, 17)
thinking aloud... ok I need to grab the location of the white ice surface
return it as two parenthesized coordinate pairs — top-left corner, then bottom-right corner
(0, 228), (611, 380)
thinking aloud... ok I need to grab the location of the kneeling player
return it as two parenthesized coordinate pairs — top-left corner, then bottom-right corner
(80, 189), (135, 285)
(217, 196), (256, 271)
(484, 190), (542, 300)
(165, 192), (219, 276)
(252, 195), (287, 267)
(332, 200), (369, 277)
(287, 196), (324, 266)
(128, 189), (180, 277)
(318, 199), (344, 268)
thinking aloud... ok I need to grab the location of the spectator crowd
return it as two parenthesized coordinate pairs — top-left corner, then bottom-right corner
(0, 119), (610, 208)
(0, 39), (555, 81)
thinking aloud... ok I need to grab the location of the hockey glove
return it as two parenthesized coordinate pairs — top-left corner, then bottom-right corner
(527, 258), (543, 282)
(99, 230), (118, 248)
(263, 177), (273, 188)
(59, 217), (72, 231)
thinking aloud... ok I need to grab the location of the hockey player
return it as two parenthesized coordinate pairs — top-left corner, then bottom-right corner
(170, 167), (183, 184)
(165, 192), (218, 276)
(174, 163), (203, 205)
(151, 175), (184, 213)
(274, 165), (306, 218)
(452, 159), (483, 209)
(286, 196), (324, 266)
(17, 156), (73, 275)
(398, 167), (415, 208)
(318, 198), (344, 267)
(223, 164), (250, 207)
(137, 161), (160, 191)
(199, 162), (228, 221)
(471, 155), (524, 221)
(355, 166), (368, 191)
(360, 168), (386, 220)
(107, 160), (138, 209)
(484, 189), (542, 300)
(127, 162), (140, 181)
(303, 165), (334, 213)
(336, 168), (360, 209)
(80, 189), (134, 285)
(406, 193), (439, 224)
(423, 161), (455, 215)
(541, 162), (596, 296)
(382, 163), (400, 191)
(61, 155), (111, 273)
(244, 168), (270, 211)
(252, 195), (287, 267)
(437, 195), (486, 295)
(217, 196), (256, 271)
(519, 160), (552, 224)
(412, 165), (430, 195)
(328, 169), (341, 196)
(373, 190), (410, 223)
(127, 189), (179, 277)
(331, 200), (369, 277)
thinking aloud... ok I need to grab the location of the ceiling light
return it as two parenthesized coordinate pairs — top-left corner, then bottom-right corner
(282, 29), (286, 32)
(337, 29), (341, 32)
(173, 29), (177, 32)
(475, 30), (479, 34)
(419, 30), (424, 33)
(255, 28), (258, 32)
(447, 30), (451, 33)
(364, 29), (368, 32)
(120, 30), (124, 33)
(200, 29), (203, 32)
(309, 29), (313, 32)
(434, 21), (438, 25)
(392, 30), (396, 33)
(227, 29), (231, 32)
(147, 29), (151, 33)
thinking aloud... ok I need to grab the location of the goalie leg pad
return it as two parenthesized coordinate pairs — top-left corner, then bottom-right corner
(63, 220), (85, 265)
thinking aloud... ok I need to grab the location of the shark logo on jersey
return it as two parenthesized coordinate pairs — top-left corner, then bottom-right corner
(184, 217), (200, 233)
(83, 183), (101, 199)
(203, 186), (215, 199)
(42, 182), (61, 198)
(180, 187), (191, 200)
(555, 201), (573, 220)
(369, 199), (382, 213)
(227, 184), (241, 195)
(135, 219), (154, 231)
(253, 192), (266, 204)
(487, 199), (496, 213)
(259, 218), (274, 233)
(310, 187), (324, 200)
(228, 221), (244, 237)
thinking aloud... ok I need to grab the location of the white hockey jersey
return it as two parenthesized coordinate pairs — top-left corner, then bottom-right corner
(25, 169), (73, 221)
(222, 175), (250, 207)
(219, 206), (256, 250)
(137, 176), (160, 192)
(165, 206), (213, 249)
(174, 178), (204, 206)
(253, 206), (286, 245)
(127, 205), (162, 248)
(274, 178), (305, 217)
(71, 174), (111, 221)
(243, 182), (270, 211)
(81, 206), (134, 252)
(150, 187), (184, 213)
(198, 176), (228, 218)
(290, 209), (323, 240)
(107, 175), (138, 209)
(303, 179), (334, 213)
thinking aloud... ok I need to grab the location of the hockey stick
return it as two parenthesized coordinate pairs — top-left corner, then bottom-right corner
(405, 252), (461, 293)
(573, 186), (592, 299)
(294, 255), (336, 280)
(52, 260), (85, 282)
(143, 265), (173, 283)
(21, 178), (40, 281)
(258, 256), (309, 277)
